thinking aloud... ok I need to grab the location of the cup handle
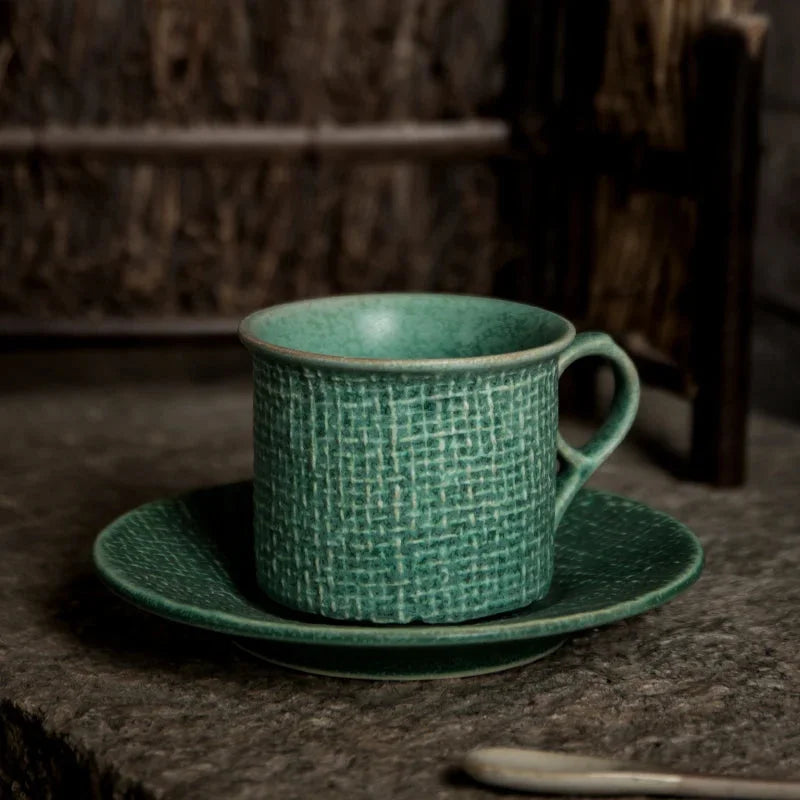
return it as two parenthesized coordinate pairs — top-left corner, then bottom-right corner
(555, 332), (640, 527)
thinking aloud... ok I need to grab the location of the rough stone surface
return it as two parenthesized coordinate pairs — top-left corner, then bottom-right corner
(1, 350), (799, 799)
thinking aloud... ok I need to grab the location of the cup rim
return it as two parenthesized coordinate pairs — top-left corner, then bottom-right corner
(238, 292), (576, 373)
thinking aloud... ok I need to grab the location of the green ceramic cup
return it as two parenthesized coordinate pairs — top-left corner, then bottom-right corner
(240, 294), (639, 624)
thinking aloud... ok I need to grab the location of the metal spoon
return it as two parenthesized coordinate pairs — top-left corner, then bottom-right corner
(463, 747), (800, 799)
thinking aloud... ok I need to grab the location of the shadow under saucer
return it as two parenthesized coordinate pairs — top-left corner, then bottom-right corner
(233, 634), (566, 680)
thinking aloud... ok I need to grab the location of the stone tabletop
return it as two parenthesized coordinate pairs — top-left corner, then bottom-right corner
(1, 349), (798, 799)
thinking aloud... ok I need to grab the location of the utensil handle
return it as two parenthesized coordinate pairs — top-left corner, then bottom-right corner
(467, 768), (800, 799)
(555, 332), (640, 526)
(463, 748), (800, 800)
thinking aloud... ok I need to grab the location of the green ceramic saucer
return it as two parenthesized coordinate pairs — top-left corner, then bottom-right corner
(93, 482), (703, 680)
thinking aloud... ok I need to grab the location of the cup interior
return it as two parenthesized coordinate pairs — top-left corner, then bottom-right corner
(241, 294), (572, 363)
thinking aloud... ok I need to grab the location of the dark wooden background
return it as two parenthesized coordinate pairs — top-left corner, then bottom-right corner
(752, 0), (800, 422)
(0, 0), (795, 425)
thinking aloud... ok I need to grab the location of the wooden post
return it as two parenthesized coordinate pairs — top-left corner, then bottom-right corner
(689, 14), (768, 486)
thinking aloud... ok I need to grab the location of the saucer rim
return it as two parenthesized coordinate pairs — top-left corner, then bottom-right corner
(94, 485), (704, 647)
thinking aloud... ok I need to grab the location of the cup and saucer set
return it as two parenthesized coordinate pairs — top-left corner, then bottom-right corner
(94, 294), (703, 680)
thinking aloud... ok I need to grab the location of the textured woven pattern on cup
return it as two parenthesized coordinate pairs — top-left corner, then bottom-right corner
(252, 357), (558, 623)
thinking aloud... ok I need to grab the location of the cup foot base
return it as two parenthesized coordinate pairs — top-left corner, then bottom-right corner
(233, 634), (567, 681)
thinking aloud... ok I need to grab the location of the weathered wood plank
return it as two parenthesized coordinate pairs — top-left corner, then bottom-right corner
(689, 14), (768, 486)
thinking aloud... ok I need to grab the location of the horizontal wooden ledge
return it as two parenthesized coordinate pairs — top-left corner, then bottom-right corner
(1, 316), (689, 392)
(0, 121), (514, 161)
(1, 316), (241, 349)
(0, 121), (695, 195)
(2, 315), (691, 400)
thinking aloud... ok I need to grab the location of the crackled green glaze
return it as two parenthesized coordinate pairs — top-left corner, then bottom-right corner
(239, 294), (640, 624)
(93, 482), (703, 679)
